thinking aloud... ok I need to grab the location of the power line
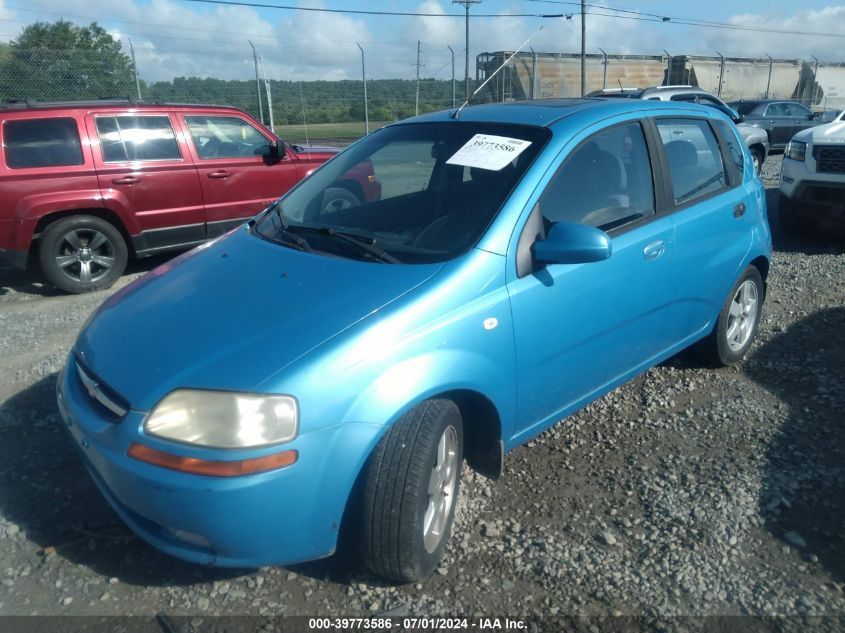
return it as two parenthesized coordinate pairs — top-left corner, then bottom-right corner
(177, 0), (544, 18)
(523, 0), (845, 38)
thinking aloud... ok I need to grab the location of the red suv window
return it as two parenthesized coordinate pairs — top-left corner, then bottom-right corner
(4, 117), (84, 169)
(95, 115), (182, 162)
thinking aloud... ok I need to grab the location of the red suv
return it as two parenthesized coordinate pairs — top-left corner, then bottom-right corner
(0, 100), (379, 293)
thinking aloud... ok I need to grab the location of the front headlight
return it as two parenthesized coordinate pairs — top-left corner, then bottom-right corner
(144, 390), (298, 449)
(785, 140), (807, 161)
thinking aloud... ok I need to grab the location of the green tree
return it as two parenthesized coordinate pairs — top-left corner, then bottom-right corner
(0, 20), (136, 102)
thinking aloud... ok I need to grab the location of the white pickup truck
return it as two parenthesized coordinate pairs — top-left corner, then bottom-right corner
(779, 110), (845, 235)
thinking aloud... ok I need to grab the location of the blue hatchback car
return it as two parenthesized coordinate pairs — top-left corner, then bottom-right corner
(57, 98), (770, 582)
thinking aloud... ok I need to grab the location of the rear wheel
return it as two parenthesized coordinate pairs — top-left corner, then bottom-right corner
(778, 193), (817, 236)
(39, 215), (128, 294)
(360, 399), (463, 582)
(696, 266), (763, 367)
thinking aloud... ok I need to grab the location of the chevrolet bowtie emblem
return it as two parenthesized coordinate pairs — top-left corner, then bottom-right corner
(76, 363), (128, 417)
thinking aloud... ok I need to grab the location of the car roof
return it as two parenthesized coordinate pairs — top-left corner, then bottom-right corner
(402, 97), (717, 128)
(0, 99), (248, 114)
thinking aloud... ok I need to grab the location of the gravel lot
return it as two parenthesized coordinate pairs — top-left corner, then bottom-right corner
(1, 156), (844, 629)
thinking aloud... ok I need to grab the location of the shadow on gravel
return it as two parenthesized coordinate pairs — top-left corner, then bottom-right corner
(749, 307), (845, 582)
(0, 254), (174, 297)
(0, 373), (244, 587)
(765, 187), (845, 256)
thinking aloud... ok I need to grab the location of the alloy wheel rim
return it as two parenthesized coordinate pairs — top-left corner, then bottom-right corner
(55, 229), (115, 284)
(726, 280), (758, 352)
(423, 425), (458, 553)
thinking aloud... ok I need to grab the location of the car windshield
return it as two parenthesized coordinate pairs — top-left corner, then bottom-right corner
(252, 121), (549, 263)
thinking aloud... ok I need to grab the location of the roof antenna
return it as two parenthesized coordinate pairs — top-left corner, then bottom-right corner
(452, 25), (544, 119)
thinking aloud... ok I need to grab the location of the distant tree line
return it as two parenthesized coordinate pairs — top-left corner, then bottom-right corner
(0, 20), (471, 126)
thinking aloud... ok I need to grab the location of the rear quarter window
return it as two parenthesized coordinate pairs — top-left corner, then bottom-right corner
(4, 117), (84, 169)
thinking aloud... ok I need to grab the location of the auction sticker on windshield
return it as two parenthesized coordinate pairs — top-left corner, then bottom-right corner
(446, 134), (532, 171)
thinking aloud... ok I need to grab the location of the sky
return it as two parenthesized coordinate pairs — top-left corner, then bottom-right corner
(0, 0), (843, 83)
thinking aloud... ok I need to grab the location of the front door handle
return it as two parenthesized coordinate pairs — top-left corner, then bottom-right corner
(208, 170), (232, 179)
(733, 202), (746, 218)
(643, 240), (665, 261)
(112, 176), (139, 185)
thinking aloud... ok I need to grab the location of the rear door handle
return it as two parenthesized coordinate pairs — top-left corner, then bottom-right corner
(733, 202), (746, 218)
(643, 240), (665, 261)
(112, 176), (139, 185)
(208, 170), (232, 179)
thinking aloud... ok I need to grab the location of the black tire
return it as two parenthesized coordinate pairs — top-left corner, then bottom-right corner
(320, 187), (360, 216)
(696, 266), (764, 367)
(778, 193), (816, 237)
(750, 148), (764, 175)
(360, 399), (464, 582)
(39, 215), (128, 294)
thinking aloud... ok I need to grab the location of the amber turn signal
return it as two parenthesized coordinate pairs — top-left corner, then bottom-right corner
(127, 443), (297, 477)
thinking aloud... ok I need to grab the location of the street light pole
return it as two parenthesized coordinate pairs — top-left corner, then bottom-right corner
(357, 42), (369, 134)
(448, 45), (456, 108)
(249, 41), (264, 125)
(580, 0), (586, 97)
(453, 0), (480, 101)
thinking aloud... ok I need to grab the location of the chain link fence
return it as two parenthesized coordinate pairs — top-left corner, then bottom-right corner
(0, 43), (842, 147)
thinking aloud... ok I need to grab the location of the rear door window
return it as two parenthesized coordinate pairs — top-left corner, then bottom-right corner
(95, 115), (181, 162)
(656, 118), (728, 205)
(184, 116), (271, 159)
(764, 103), (787, 117)
(4, 117), (84, 169)
(538, 122), (655, 232)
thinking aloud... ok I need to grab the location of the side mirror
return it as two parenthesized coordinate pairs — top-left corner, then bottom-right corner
(257, 140), (285, 160)
(533, 221), (611, 265)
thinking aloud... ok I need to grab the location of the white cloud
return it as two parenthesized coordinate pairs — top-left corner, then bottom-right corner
(0, 0), (843, 84)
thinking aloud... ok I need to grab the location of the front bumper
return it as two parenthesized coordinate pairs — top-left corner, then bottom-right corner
(780, 155), (845, 209)
(56, 359), (381, 568)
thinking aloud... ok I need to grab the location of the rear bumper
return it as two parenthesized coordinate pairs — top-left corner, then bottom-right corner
(0, 248), (27, 270)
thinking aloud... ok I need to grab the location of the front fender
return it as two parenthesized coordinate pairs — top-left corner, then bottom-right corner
(344, 349), (516, 440)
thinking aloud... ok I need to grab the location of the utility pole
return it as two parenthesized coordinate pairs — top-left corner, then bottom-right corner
(448, 45), (456, 108)
(357, 42), (369, 134)
(249, 41), (264, 125)
(453, 0), (480, 101)
(415, 40), (421, 116)
(128, 37), (142, 101)
(580, 0), (586, 97)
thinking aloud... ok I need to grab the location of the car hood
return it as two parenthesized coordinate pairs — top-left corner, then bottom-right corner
(290, 145), (341, 161)
(75, 228), (443, 411)
(736, 123), (767, 145)
(794, 120), (845, 144)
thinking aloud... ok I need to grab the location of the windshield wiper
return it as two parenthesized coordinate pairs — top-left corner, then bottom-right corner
(293, 226), (400, 264)
(264, 202), (312, 252)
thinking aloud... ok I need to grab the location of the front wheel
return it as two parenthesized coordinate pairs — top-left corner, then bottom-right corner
(39, 215), (128, 294)
(750, 148), (764, 175)
(320, 187), (360, 217)
(360, 399), (464, 582)
(696, 266), (764, 367)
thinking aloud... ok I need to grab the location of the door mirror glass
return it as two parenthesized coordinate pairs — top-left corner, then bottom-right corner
(533, 221), (611, 265)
